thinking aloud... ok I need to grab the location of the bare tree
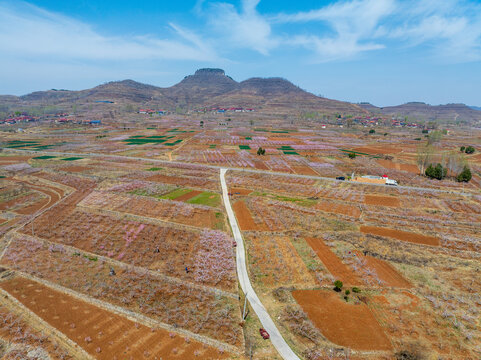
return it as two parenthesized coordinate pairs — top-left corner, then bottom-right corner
(416, 144), (434, 175)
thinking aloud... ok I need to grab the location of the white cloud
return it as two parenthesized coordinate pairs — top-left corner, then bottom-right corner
(205, 0), (277, 55)
(0, 1), (219, 62)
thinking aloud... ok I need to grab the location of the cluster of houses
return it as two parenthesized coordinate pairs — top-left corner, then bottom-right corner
(56, 118), (101, 125)
(351, 115), (423, 128)
(0, 115), (38, 125)
(192, 107), (255, 114)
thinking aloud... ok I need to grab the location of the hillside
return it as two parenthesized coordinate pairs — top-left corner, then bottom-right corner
(1, 69), (366, 116)
(359, 102), (481, 124)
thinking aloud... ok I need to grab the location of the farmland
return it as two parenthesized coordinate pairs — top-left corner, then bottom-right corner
(0, 109), (480, 360)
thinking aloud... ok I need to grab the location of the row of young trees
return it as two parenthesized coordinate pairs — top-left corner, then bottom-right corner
(417, 145), (473, 182)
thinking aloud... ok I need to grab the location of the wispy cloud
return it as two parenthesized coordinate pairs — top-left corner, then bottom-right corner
(0, 1), (219, 62)
(277, 0), (395, 61)
(203, 0), (278, 55)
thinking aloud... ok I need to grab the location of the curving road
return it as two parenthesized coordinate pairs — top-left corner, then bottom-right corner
(220, 168), (300, 360)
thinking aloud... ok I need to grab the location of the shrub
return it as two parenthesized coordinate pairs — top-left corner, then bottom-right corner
(257, 147), (266, 156)
(425, 163), (447, 180)
(460, 146), (465, 152)
(348, 152), (356, 159)
(457, 166), (472, 182)
(352, 287), (361, 293)
(333, 280), (343, 292)
(465, 146), (475, 154)
(345, 289), (350, 295)
(369, 129), (375, 134)
(422, 129), (428, 134)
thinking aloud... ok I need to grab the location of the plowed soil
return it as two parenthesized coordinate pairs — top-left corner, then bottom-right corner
(59, 166), (91, 173)
(377, 159), (419, 174)
(353, 251), (411, 288)
(305, 237), (362, 285)
(316, 200), (361, 219)
(230, 187), (252, 195)
(360, 226), (440, 246)
(292, 290), (392, 351)
(364, 195), (400, 207)
(0, 277), (228, 360)
(174, 190), (202, 201)
(292, 165), (318, 176)
(233, 200), (266, 231)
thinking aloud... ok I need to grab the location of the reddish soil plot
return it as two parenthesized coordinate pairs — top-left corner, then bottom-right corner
(305, 237), (362, 286)
(353, 251), (411, 288)
(364, 195), (400, 207)
(377, 159), (419, 174)
(146, 174), (216, 190)
(355, 145), (407, 155)
(0, 193), (38, 211)
(253, 161), (269, 170)
(174, 190), (202, 201)
(232, 200), (266, 231)
(292, 290), (392, 351)
(59, 166), (91, 173)
(315, 200), (361, 219)
(292, 165), (318, 176)
(15, 183), (63, 215)
(360, 226), (440, 246)
(246, 234), (315, 288)
(230, 187), (252, 195)
(0, 156), (32, 163)
(0, 277), (228, 360)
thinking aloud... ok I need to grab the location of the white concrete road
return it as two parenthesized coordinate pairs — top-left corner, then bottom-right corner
(220, 168), (300, 360)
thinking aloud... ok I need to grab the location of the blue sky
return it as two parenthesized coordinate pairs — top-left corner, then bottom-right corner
(1, 0), (480, 106)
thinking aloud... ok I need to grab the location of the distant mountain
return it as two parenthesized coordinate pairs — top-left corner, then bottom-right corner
(470, 105), (481, 111)
(359, 102), (481, 124)
(1, 68), (366, 116)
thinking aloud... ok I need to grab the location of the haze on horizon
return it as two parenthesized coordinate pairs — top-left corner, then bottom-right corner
(1, 0), (480, 107)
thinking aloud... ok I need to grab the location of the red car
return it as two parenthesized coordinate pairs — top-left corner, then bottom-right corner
(259, 328), (270, 340)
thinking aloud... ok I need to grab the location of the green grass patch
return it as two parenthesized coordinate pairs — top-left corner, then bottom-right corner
(145, 167), (163, 171)
(254, 128), (268, 132)
(239, 145), (251, 150)
(271, 130), (289, 133)
(160, 188), (192, 200)
(61, 157), (83, 161)
(187, 192), (221, 207)
(283, 151), (299, 155)
(33, 155), (56, 160)
(278, 145), (294, 150)
(245, 136), (252, 140)
(209, 144), (216, 149)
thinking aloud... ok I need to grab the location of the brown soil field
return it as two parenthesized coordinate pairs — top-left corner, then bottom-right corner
(14, 181), (64, 215)
(292, 290), (392, 351)
(253, 161), (269, 170)
(305, 238), (362, 285)
(315, 200), (361, 219)
(353, 251), (411, 288)
(354, 146), (404, 155)
(246, 234), (315, 288)
(0, 156), (32, 163)
(146, 174), (217, 190)
(291, 165), (318, 176)
(377, 159), (419, 174)
(230, 187), (252, 195)
(174, 190), (203, 202)
(0, 277), (228, 360)
(233, 200), (266, 231)
(364, 194), (400, 207)
(0, 193), (37, 211)
(360, 226), (440, 246)
(59, 166), (91, 173)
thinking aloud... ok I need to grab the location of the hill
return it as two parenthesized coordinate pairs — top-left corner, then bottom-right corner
(1, 69), (366, 116)
(359, 102), (481, 124)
